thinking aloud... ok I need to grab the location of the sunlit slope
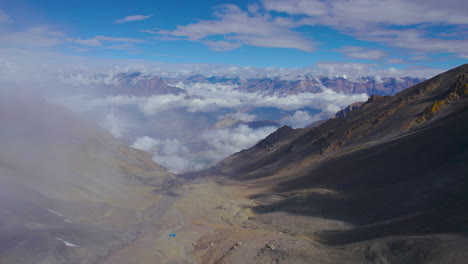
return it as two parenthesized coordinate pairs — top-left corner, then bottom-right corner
(0, 94), (174, 263)
(199, 64), (468, 263)
(215, 64), (468, 179)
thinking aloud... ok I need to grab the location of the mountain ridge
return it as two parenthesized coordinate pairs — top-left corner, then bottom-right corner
(185, 63), (468, 264)
(213, 64), (468, 179)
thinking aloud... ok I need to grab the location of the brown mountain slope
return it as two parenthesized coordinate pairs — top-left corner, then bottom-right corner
(0, 93), (176, 264)
(190, 64), (468, 263)
(214, 64), (468, 180)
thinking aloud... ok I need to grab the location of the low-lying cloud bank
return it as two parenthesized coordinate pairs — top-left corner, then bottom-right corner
(74, 80), (365, 172)
(131, 125), (277, 173)
(77, 84), (368, 115)
(4, 56), (439, 172)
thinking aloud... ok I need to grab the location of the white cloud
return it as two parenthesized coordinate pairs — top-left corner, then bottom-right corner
(72, 81), (368, 144)
(324, 104), (342, 113)
(387, 58), (404, 64)
(230, 112), (256, 122)
(151, 4), (315, 52)
(281, 110), (320, 128)
(200, 124), (277, 159)
(356, 29), (468, 58)
(99, 112), (133, 139)
(0, 27), (65, 48)
(114, 15), (153, 24)
(204, 40), (242, 51)
(263, 0), (468, 28)
(131, 136), (159, 151)
(74, 36), (146, 49)
(94, 36), (146, 43)
(132, 137), (194, 173)
(130, 124), (279, 173)
(109, 82), (367, 115)
(105, 44), (134, 50)
(76, 38), (102, 46)
(262, 0), (327, 16)
(262, 0), (468, 58)
(338, 46), (386, 60)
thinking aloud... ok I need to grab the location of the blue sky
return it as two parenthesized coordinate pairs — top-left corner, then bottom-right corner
(0, 0), (467, 70)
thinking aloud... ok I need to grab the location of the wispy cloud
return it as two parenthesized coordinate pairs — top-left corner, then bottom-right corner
(204, 40), (242, 51)
(386, 58), (404, 64)
(105, 44), (134, 50)
(0, 27), (65, 48)
(262, 0), (468, 58)
(150, 4), (315, 52)
(75, 36), (147, 50)
(281, 110), (321, 128)
(94, 35), (146, 43)
(263, 0), (468, 28)
(113, 14), (153, 24)
(357, 29), (468, 59)
(75, 38), (102, 46)
(337, 46), (386, 60)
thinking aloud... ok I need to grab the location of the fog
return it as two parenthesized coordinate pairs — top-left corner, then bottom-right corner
(0, 89), (180, 263)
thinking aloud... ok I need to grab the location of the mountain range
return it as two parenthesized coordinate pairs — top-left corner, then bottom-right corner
(101, 72), (423, 97)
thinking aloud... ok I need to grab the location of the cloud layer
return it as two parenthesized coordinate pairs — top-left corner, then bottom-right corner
(80, 82), (368, 116)
(0, 55), (443, 173)
(261, 0), (468, 58)
(131, 124), (277, 173)
(154, 4), (315, 51)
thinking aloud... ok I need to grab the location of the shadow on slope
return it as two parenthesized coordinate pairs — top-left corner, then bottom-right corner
(250, 103), (468, 244)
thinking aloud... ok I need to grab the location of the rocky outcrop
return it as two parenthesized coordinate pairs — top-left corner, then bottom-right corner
(334, 101), (365, 118)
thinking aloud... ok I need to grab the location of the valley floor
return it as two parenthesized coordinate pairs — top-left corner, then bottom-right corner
(99, 177), (468, 264)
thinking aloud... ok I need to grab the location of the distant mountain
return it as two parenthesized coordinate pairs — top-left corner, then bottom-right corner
(318, 75), (423, 95)
(183, 74), (243, 86)
(179, 75), (424, 96)
(105, 72), (186, 96)
(95, 70), (423, 98)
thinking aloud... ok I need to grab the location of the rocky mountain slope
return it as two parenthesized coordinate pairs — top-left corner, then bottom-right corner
(215, 64), (467, 178)
(1, 65), (465, 264)
(191, 64), (468, 263)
